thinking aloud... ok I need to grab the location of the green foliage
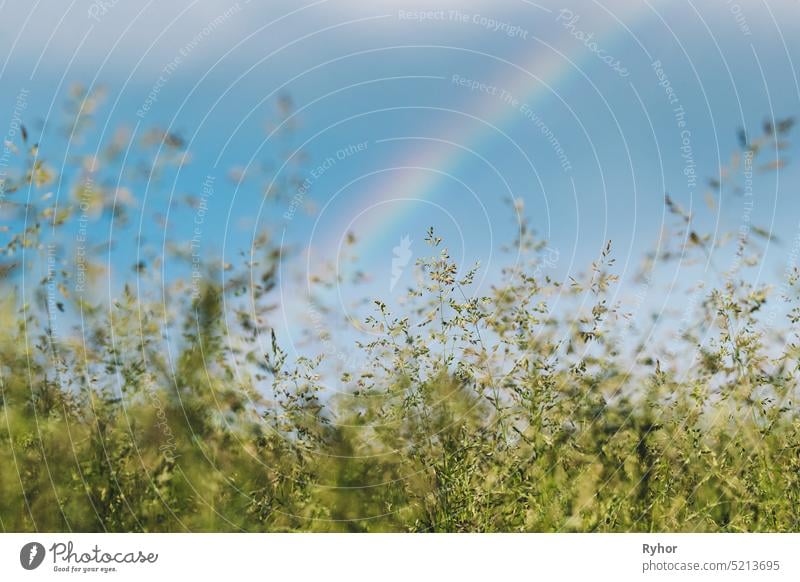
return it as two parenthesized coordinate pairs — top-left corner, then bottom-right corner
(0, 91), (798, 532)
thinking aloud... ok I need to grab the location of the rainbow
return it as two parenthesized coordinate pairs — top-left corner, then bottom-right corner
(308, 2), (652, 262)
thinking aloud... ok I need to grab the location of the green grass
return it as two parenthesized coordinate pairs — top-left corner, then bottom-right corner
(0, 90), (798, 532)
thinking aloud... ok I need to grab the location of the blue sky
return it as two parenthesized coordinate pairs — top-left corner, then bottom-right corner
(2, 0), (800, 363)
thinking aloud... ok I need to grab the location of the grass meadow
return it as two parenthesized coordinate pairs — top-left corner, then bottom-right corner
(1, 90), (799, 533)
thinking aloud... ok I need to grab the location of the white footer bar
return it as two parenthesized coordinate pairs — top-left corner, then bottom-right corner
(1, 533), (797, 581)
